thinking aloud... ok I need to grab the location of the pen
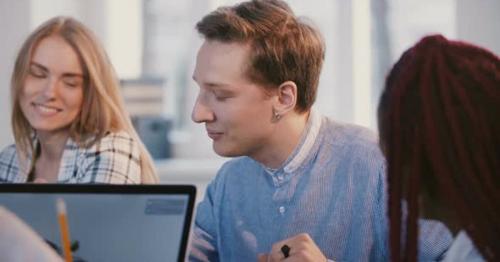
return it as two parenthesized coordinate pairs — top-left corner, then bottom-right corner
(56, 198), (73, 262)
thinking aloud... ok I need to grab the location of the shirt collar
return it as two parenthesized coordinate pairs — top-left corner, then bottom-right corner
(284, 109), (322, 173)
(263, 109), (322, 176)
(442, 230), (484, 261)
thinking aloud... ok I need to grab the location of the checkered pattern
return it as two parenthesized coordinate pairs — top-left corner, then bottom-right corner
(0, 131), (141, 184)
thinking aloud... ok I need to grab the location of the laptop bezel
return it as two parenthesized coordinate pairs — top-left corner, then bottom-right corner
(0, 184), (197, 262)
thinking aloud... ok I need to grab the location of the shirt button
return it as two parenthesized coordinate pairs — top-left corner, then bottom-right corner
(279, 206), (285, 214)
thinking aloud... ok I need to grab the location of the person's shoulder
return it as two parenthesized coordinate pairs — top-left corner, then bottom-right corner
(78, 130), (141, 168)
(320, 117), (384, 166)
(85, 131), (140, 156)
(0, 144), (21, 182)
(205, 157), (261, 198)
(0, 144), (18, 160)
(97, 130), (136, 146)
(321, 118), (379, 150)
(212, 156), (261, 182)
(76, 131), (141, 183)
(218, 156), (259, 174)
(0, 144), (19, 167)
(322, 117), (377, 142)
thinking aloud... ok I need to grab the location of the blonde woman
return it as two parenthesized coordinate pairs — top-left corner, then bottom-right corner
(0, 16), (158, 184)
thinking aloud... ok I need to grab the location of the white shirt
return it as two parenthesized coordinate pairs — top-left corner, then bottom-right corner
(441, 231), (484, 262)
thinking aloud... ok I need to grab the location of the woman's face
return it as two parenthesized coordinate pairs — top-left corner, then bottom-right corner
(20, 36), (84, 137)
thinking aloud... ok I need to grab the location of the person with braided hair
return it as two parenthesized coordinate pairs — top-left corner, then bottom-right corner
(378, 34), (500, 261)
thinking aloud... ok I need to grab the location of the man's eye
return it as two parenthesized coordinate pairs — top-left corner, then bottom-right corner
(213, 91), (232, 101)
(215, 95), (228, 101)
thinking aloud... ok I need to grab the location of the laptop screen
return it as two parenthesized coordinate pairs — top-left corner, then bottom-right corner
(0, 184), (196, 262)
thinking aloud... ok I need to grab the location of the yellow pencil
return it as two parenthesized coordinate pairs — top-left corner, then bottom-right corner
(56, 198), (73, 262)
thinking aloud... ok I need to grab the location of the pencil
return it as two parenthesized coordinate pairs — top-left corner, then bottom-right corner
(56, 198), (73, 262)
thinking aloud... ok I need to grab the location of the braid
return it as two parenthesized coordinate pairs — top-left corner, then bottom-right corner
(380, 34), (500, 261)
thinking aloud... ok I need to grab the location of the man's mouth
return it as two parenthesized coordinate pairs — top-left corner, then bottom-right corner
(206, 129), (223, 140)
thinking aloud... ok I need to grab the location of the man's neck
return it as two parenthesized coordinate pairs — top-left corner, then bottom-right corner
(253, 111), (310, 169)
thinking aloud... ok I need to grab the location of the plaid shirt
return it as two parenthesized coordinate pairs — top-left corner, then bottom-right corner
(0, 131), (141, 184)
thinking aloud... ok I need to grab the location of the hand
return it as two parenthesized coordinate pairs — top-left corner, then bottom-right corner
(33, 178), (48, 183)
(258, 233), (327, 262)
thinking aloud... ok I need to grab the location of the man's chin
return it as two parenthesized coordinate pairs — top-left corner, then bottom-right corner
(213, 144), (243, 157)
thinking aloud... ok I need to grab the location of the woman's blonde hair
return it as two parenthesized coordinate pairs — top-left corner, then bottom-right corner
(11, 16), (159, 183)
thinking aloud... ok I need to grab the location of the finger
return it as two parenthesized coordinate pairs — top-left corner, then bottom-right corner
(270, 233), (310, 255)
(270, 243), (294, 260)
(257, 253), (269, 262)
(268, 247), (286, 261)
(270, 241), (288, 260)
(34, 178), (48, 183)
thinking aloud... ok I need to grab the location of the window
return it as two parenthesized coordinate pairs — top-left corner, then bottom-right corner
(23, 0), (456, 162)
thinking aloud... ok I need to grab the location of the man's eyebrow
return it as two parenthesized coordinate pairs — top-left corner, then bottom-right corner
(193, 77), (231, 89)
(205, 82), (230, 88)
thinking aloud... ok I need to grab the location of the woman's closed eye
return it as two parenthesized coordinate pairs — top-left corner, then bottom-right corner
(29, 66), (47, 78)
(62, 76), (82, 87)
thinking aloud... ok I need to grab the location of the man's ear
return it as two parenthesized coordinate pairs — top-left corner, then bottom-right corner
(273, 81), (297, 114)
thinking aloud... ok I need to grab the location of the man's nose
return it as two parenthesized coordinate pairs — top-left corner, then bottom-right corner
(191, 95), (215, 123)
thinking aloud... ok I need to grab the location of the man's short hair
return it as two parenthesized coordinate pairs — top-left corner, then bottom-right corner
(196, 0), (325, 113)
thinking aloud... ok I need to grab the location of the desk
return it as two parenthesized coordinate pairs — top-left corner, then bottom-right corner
(155, 158), (226, 203)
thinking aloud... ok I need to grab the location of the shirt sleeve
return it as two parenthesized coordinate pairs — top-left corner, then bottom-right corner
(0, 145), (20, 183)
(418, 219), (453, 261)
(370, 162), (390, 261)
(189, 179), (220, 261)
(79, 132), (141, 184)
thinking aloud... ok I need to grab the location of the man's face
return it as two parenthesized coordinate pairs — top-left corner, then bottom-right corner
(192, 40), (277, 158)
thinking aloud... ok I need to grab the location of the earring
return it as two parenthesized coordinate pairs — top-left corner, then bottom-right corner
(272, 110), (282, 122)
(274, 111), (281, 120)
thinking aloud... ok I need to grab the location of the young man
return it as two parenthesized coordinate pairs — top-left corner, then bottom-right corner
(190, 1), (450, 261)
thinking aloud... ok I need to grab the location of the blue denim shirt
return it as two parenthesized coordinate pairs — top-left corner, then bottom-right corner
(189, 111), (451, 261)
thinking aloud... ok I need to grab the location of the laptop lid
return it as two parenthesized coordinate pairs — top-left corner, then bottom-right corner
(0, 184), (196, 262)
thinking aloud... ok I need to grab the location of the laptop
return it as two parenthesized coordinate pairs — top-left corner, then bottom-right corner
(0, 184), (196, 262)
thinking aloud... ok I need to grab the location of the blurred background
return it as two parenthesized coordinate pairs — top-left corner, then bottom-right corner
(0, 0), (499, 200)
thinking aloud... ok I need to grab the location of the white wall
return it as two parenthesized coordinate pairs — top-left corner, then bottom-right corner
(457, 0), (500, 55)
(105, 0), (143, 78)
(30, 0), (142, 79)
(0, 0), (142, 149)
(0, 0), (31, 149)
(1, 0), (499, 153)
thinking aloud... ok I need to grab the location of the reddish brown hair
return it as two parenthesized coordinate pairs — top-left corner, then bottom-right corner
(196, 0), (325, 113)
(379, 35), (500, 261)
